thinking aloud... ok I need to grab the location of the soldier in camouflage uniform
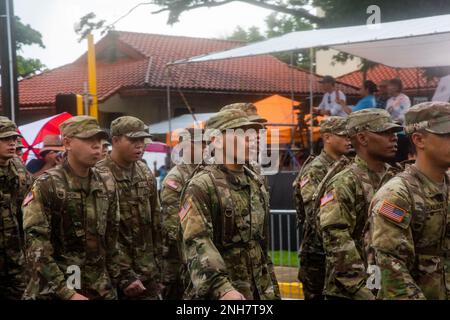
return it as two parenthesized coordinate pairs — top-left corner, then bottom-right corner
(160, 128), (205, 300)
(317, 109), (403, 300)
(368, 102), (450, 300)
(220, 103), (268, 175)
(22, 116), (141, 300)
(180, 109), (280, 300)
(0, 118), (33, 299)
(293, 116), (351, 300)
(96, 116), (162, 300)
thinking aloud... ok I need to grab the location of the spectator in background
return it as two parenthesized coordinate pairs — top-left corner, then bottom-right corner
(15, 140), (25, 160)
(386, 78), (411, 124)
(376, 80), (390, 109)
(339, 80), (378, 113)
(386, 79), (412, 163)
(26, 135), (65, 178)
(313, 76), (348, 117)
(100, 140), (111, 160)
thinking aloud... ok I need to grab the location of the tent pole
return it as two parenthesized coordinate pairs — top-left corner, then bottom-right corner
(166, 65), (173, 138)
(309, 48), (314, 156)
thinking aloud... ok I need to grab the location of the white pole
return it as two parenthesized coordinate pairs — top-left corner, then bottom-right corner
(5, 0), (16, 122)
(309, 48), (314, 156)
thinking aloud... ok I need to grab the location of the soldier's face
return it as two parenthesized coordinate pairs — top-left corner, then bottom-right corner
(66, 137), (103, 167)
(328, 134), (352, 155)
(420, 132), (450, 169)
(114, 136), (146, 163)
(0, 136), (18, 162)
(365, 129), (398, 161)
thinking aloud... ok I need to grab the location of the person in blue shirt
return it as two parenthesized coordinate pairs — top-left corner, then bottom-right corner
(336, 80), (378, 114)
(352, 80), (378, 112)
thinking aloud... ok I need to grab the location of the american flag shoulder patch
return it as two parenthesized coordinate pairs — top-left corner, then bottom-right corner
(23, 191), (34, 207)
(179, 199), (192, 222)
(300, 177), (310, 188)
(165, 179), (180, 191)
(379, 201), (406, 223)
(320, 192), (334, 207)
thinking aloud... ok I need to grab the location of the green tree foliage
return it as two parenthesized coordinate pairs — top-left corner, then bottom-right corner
(151, 0), (319, 25)
(74, 12), (106, 42)
(14, 16), (46, 78)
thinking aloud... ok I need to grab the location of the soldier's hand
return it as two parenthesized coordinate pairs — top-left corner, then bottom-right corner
(69, 293), (89, 300)
(219, 290), (246, 300)
(124, 280), (146, 297)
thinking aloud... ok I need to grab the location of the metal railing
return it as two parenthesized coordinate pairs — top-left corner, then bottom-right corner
(269, 209), (303, 299)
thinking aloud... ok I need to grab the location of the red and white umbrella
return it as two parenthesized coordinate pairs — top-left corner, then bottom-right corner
(17, 112), (73, 162)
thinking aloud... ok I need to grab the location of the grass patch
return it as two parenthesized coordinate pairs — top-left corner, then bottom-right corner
(270, 250), (299, 268)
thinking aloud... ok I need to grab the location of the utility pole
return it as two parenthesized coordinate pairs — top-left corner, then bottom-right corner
(0, 0), (19, 123)
(87, 34), (98, 119)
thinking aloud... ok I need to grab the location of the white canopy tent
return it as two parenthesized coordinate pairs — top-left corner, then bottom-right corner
(172, 14), (450, 68)
(150, 113), (213, 134)
(165, 14), (450, 160)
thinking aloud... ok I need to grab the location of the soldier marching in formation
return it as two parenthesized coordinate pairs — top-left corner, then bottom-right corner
(293, 116), (351, 300)
(0, 100), (448, 300)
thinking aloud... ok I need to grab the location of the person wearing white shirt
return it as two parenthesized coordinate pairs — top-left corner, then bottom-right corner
(386, 78), (411, 125)
(386, 78), (412, 163)
(314, 76), (350, 117)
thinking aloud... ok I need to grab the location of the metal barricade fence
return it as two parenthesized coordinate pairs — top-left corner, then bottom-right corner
(269, 209), (303, 299)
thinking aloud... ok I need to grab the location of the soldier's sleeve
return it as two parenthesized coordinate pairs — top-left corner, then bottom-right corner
(180, 176), (236, 299)
(160, 173), (184, 287)
(368, 180), (425, 300)
(318, 175), (370, 296)
(292, 175), (305, 226)
(22, 176), (77, 300)
(301, 172), (319, 219)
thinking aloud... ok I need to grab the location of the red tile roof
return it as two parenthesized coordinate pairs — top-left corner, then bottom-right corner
(16, 31), (358, 108)
(337, 64), (439, 92)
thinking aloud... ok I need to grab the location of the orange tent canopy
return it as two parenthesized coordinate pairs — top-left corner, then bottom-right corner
(165, 94), (324, 146)
(254, 95), (323, 145)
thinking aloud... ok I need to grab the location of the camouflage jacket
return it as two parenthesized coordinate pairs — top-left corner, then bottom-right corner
(0, 158), (33, 297)
(318, 155), (400, 299)
(293, 151), (335, 255)
(180, 164), (280, 300)
(96, 156), (163, 296)
(368, 165), (450, 300)
(22, 162), (127, 300)
(160, 164), (197, 291)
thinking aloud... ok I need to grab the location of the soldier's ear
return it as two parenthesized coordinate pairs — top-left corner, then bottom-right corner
(62, 137), (72, 151)
(111, 136), (121, 146)
(411, 132), (426, 151)
(356, 132), (368, 147)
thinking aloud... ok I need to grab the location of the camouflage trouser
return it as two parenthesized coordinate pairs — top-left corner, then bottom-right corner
(298, 252), (325, 300)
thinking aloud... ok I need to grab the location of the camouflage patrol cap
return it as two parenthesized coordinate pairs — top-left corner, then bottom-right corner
(206, 109), (264, 131)
(111, 116), (152, 140)
(346, 108), (403, 136)
(320, 116), (348, 135)
(60, 116), (108, 140)
(179, 127), (205, 143)
(0, 117), (22, 139)
(220, 103), (267, 123)
(404, 101), (450, 134)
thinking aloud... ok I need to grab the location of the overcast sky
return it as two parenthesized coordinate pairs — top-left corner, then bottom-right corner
(14, 0), (272, 69)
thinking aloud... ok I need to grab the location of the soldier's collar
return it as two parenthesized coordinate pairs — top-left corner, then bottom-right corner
(63, 161), (99, 192)
(108, 155), (135, 182)
(410, 164), (448, 197)
(219, 165), (249, 187)
(320, 150), (336, 166)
